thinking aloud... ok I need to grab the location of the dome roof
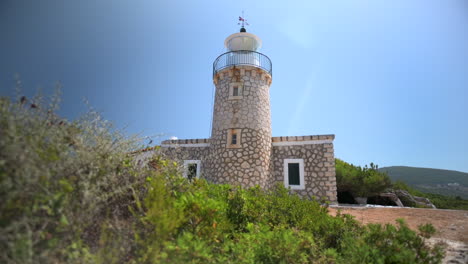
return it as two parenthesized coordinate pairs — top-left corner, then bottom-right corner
(224, 32), (262, 51)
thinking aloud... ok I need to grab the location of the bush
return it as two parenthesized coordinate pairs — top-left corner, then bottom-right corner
(132, 173), (442, 264)
(0, 90), (444, 263)
(0, 90), (150, 263)
(336, 159), (392, 198)
(340, 219), (444, 264)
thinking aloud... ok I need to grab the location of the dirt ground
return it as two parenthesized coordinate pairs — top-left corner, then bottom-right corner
(328, 206), (468, 263)
(328, 206), (468, 243)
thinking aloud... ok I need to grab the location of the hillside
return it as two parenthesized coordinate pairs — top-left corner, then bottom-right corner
(380, 166), (468, 199)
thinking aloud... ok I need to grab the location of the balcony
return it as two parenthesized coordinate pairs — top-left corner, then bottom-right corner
(213, 50), (272, 78)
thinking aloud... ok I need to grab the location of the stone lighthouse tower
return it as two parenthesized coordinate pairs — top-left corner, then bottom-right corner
(207, 25), (273, 188)
(151, 20), (337, 202)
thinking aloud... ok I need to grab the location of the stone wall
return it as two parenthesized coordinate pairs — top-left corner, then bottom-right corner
(207, 65), (273, 188)
(270, 135), (337, 203)
(206, 128), (271, 187)
(160, 138), (210, 177)
(211, 66), (272, 131)
(152, 134), (338, 203)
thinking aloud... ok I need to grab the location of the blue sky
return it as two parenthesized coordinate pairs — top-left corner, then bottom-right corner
(1, 0), (467, 172)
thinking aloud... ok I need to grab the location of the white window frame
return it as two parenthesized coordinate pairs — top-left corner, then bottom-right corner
(283, 159), (305, 190)
(183, 160), (201, 179)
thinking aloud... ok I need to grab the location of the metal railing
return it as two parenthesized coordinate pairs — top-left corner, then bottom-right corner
(213, 50), (272, 77)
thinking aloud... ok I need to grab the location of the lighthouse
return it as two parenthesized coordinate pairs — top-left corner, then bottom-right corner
(206, 24), (273, 188)
(156, 18), (337, 203)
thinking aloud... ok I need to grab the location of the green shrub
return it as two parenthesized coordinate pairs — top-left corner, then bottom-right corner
(0, 90), (149, 263)
(340, 219), (444, 264)
(0, 90), (444, 263)
(133, 172), (442, 263)
(336, 159), (392, 198)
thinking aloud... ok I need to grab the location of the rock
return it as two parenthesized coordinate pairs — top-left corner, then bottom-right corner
(365, 190), (435, 208)
(413, 196), (437, 209)
(240, 161), (250, 169)
(377, 192), (404, 207)
(393, 189), (436, 209)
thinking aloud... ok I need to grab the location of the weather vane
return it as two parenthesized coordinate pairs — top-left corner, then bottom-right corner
(238, 11), (249, 31)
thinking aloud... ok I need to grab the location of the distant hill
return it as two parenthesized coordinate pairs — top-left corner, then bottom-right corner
(380, 166), (468, 199)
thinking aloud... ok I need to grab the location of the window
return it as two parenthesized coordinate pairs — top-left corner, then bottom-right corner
(284, 159), (305, 189)
(183, 160), (201, 180)
(229, 83), (243, 99)
(231, 133), (237, 145)
(233, 86), (239, 96)
(226, 129), (242, 148)
(187, 163), (197, 180)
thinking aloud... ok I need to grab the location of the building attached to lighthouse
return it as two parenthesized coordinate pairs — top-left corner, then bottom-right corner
(157, 26), (337, 202)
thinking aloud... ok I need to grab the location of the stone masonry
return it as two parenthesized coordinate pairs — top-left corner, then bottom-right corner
(207, 66), (272, 188)
(161, 139), (210, 171)
(156, 64), (338, 203)
(270, 135), (337, 201)
(158, 133), (338, 203)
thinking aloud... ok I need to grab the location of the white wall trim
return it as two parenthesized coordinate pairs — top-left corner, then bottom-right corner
(273, 139), (332, 147)
(183, 160), (201, 179)
(284, 159), (305, 190)
(161, 143), (210, 148)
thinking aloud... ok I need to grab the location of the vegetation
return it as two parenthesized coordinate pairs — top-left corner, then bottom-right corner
(0, 91), (444, 263)
(335, 159), (468, 210)
(335, 159), (392, 198)
(393, 181), (468, 211)
(380, 166), (468, 186)
(380, 166), (468, 199)
(0, 89), (149, 263)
